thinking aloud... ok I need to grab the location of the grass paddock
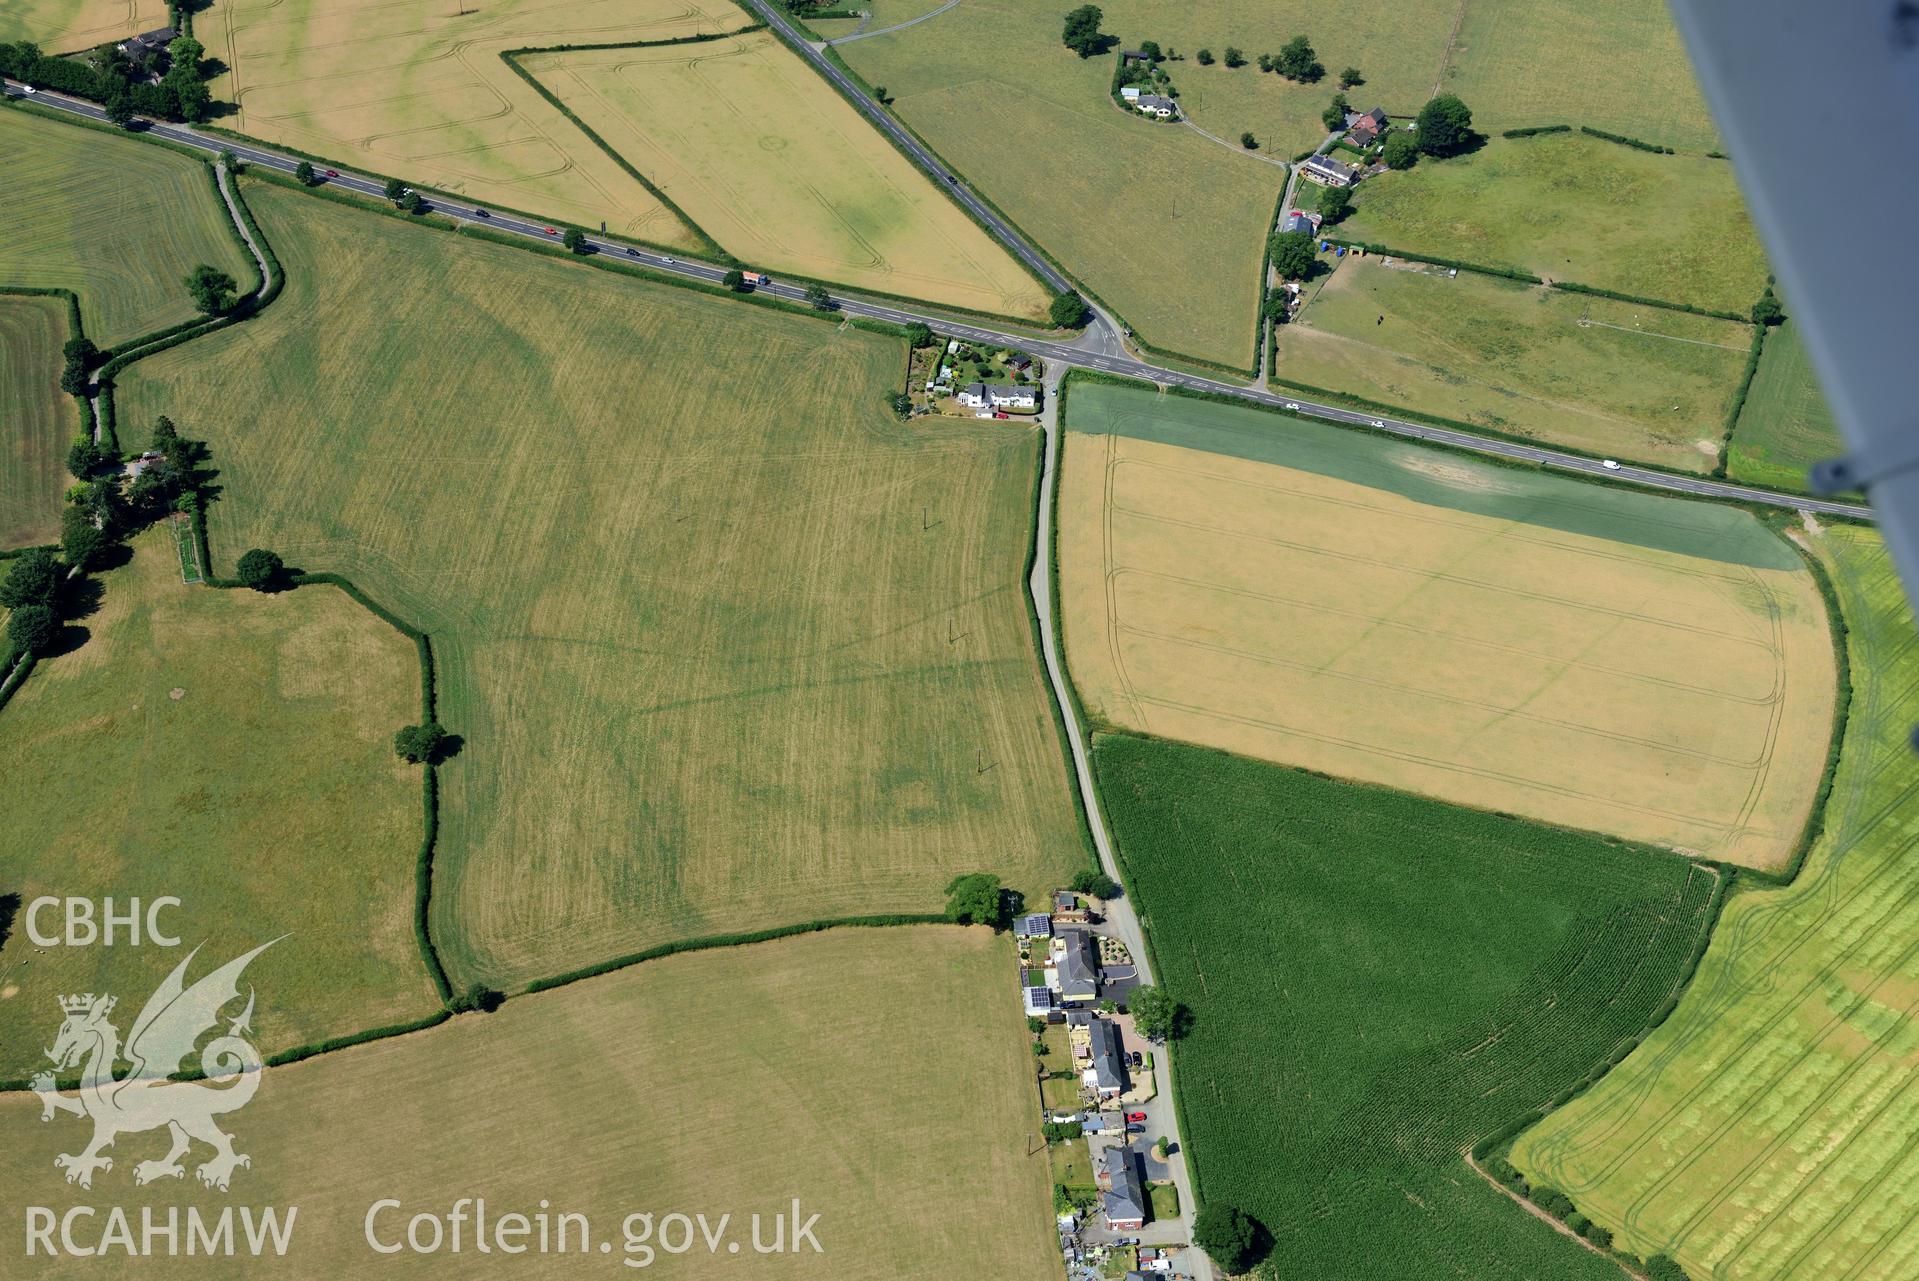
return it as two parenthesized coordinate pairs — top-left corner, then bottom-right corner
(0, 295), (77, 548)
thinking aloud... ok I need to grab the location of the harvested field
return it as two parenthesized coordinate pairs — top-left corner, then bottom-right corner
(198, 0), (742, 246)
(1727, 320), (1846, 494)
(1059, 381), (1837, 870)
(1099, 731), (1719, 1280)
(0, 0), (169, 50)
(1274, 255), (1752, 472)
(0, 110), (253, 347)
(0, 927), (1058, 1279)
(0, 294), (78, 548)
(1338, 132), (1769, 314)
(519, 31), (1047, 317)
(0, 528), (438, 1082)
(1512, 527), (1919, 1281)
(115, 181), (1084, 991)
(1436, 0), (1721, 151)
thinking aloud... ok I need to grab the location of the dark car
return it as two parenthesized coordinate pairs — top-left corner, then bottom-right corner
(474, 208), (490, 218)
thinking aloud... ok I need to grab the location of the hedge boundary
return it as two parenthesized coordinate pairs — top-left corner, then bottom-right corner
(1579, 124), (1674, 154)
(1713, 325), (1768, 477)
(0, 282), (94, 471)
(1500, 124), (1571, 138)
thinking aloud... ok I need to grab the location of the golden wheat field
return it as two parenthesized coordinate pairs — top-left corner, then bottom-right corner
(1058, 382), (1837, 869)
(0, 0), (170, 50)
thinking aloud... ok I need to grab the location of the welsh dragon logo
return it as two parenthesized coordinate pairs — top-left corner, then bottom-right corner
(31, 941), (278, 1191)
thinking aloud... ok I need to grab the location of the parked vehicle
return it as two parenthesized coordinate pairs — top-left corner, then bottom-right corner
(1126, 1111), (1147, 1123)
(993, 412), (1010, 419)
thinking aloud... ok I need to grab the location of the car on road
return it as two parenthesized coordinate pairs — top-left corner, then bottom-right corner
(473, 208), (489, 218)
(1602, 459), (1622, 470)
(1284, 402), (1299, 411)
(21, 86), (35, 94)
(543, 227), (558, 235)
(660, 257), (675, 264)
(1126, 1111), (1147, 1123)
(1369, 418), (1386, 428)
(325, 168), (339, 177)
(626, 248), (641, 257)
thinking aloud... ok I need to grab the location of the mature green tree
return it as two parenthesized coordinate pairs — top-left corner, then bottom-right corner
(872, 84), (887, 102)
(1644, 1256), (1694, 1281)
(722, 268), (746, 291)
(1339, 65), (1363, 88)
(904, 321), (933, 348)
(804, 284), (833, 310)
(1222, 46), (1244, 68)
(944, 872), (1010, 928)
(1049, 292), (1090, 328)
(1129, 985), (1189, 1040)
(183, 263), (237, 315)
(1240, 131), (1257, 149)
(1070, 868), (1121, 899)
(104, 94), (135, 128)
(1137, 40), (1161, 61)
(1255, 53), (1274, 73)
(1193, 1204), (1264, 1273)
(1277, 34), (1317, 79)
(1263, 289), (1290, 323)
(394, 721), (453, 765)
(1269, 229), (1317, 280)
(1060, 5), (1106, 58)
(1414, 92), (1475, 156)
(1321, 91), (1350, 131)
(562, 226), (587, 253)
(235, 548), (285, 591)
(59, 506), (107, 572)
(66, 439), (105, 480)
(1382, 129), (1419, 169)
(384, 177), (407, 202)
(1319, 183), (1352, 223)
(0, 547), (62, 611)
(295, 160), (316, 185)
(1751, 287), (1785, 326)
(401, 190), (425, 215)
(6, 603), (60, 659)
(890, 392), (912, 419)
(1194, 48), (1213, 65)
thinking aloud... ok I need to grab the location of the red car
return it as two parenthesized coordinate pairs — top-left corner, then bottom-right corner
(1126, 1112), (1147, 1123)
(992, 412), (1010, 419)
(324, 168), (339, 177)
(543, 226), (558, 236)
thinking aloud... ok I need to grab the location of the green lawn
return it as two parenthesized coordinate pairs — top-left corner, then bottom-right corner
(1273, 255), (1752, 470)
(1726, 320), (1846, 493)
(0, 294), (78, 548)
(0, 110), (253, 347)
(1437, 0), (1722, 151)
(1099, 731), (1720, 1280)
(0, 529), (440, 1080)
(1337, 132), (1768, 313)
(115, 179), (1085, 992)
(1512, 526), (1919, 1281)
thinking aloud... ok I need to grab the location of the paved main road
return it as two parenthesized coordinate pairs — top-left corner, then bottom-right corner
(2, 78), (1872, 528)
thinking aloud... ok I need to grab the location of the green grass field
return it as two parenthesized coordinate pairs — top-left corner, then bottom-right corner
(0, 926), (1061, 1278)
(1437, 0), (1722, 151)
(1512, 525), (1919, 1281)
(1274, 255), (1752, 470)
(0, 111), (253, 348)
(1337, 132), (1769, 314)
(1726, 321), (1846, 493)
(1097, 731), (1720, 1280)
(0, 294), (77, 548)
(0, 529), (440, 1081)
(115, 180), (1085, 992)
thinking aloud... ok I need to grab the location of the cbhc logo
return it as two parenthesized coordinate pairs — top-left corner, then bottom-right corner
(24, 897), (182, 947)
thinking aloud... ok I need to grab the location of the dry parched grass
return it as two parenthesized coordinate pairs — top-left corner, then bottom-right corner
(0, 530), (439, 1081)
(0, 110), (255, 348)
(520, 32), (1048, 318)
(0, 0), (171, 51)
(116, 182), (1084, 991)
(1059, 382), (1836, 870)
(0, 295), (77, 549)
(1512, 528), (1919, 1281)
(0, 927), (1060, 1280)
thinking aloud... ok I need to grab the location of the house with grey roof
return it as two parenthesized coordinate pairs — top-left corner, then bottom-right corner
(1300, 153), (1359, 187)
(1015, 913), (1053, 940)
(1347, 106), (1389, 145)
(1133, 94), (1178, 119)
(1085, 1016), (1128, 1096)
(1057, 930), (1100, 1003)
(1282, 209), (1323, 236)
(119, 27), (180, 70)
(1099, 1147), (1147, 1230)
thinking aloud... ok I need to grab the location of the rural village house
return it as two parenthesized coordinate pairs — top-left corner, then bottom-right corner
(1085, 1016), (1128, 1097)
(1057, 929), (1101, 1003)
(1346, 106), (1389, 145)
(1299, 153), (1359, 187)
(1098, 1147), (1147, 1231)
(957, 382), (1040, 410)
(118, 27), (179, 72)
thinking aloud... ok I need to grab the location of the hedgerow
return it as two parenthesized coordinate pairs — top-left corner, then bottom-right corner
(1579, 125), (1674, 154)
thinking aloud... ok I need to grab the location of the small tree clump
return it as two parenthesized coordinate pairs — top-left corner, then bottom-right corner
(944, 872), (1011, 929)
(1049, 292), (1090, 328)
(183, 264), (238, 316)
(235, 548), (286, 592)
(394, 721), (453, 765)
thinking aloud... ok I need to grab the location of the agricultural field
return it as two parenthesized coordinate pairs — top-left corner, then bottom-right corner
(1097, 731), (1721, 1281)
(0, 294), (77, 548)
(0, 528), (439, 1082)
(517, 32), (1047, 318)
(1511, 526), (1919, 1281)
(1272, 255), (1753, 471)
(0, 110), (253, 347)
(115, 181), (1085, 991)
(0, 926), (1061, 1278)
(0, 0), (169, 51)
(1437, 0), (1722, 151)
(1726, 320), (1847, 493)
(1058, 380), (1837, 869)
(197, 0), (741, 246)
(1337, 132), (1769, 314)
(833, 0), (1286, 368)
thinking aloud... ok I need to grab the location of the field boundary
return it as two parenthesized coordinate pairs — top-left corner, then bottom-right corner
(0, 283), (95, 527)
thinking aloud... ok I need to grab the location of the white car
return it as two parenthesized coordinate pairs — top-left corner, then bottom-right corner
(22, 85), (36, 94)
(660, 257), (675, 264)
(1370, 418), (1386, 428)
(1283, 402), (1299, 411)
(1601, 459), (1622, 470)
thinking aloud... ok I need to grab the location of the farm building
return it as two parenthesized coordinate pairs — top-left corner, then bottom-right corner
(1054, 890), (1089, 922)
(1347, 107), (1389, 145)
(1057, 930), (1101, 1003)
(1099, 1147), (1147, 1231)
(1299, 154), (1359, 187)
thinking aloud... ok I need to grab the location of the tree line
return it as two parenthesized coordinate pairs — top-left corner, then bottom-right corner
(1, 34), (214, 124)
